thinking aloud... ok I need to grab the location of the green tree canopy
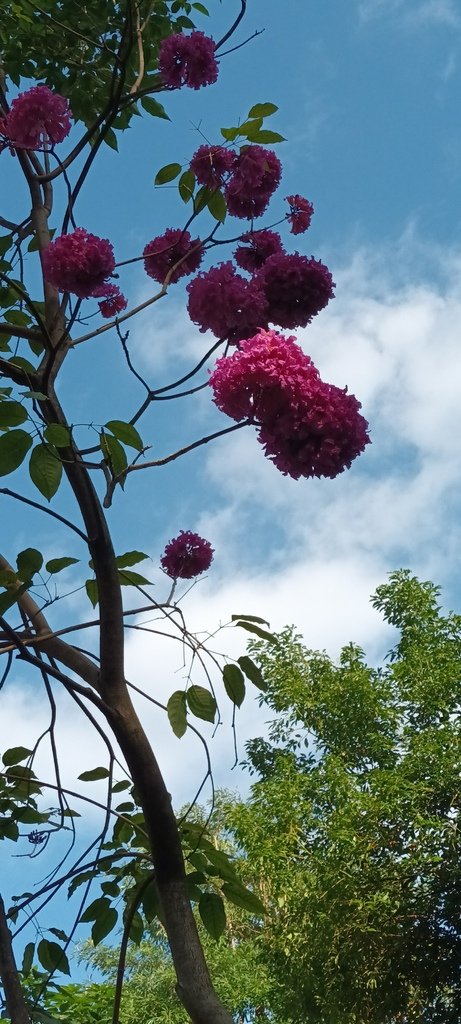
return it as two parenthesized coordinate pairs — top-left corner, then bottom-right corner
(229, 571), (461, 1024)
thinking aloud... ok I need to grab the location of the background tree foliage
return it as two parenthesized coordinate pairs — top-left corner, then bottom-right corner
(228, 571), (461, 1024)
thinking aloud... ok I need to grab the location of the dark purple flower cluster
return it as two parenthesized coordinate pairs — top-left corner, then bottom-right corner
(143, 229), (203, 284)
(209, 329), (370, 479)
(92, 283), (128, 319)
(42, 229), (116, 299)
(224, 146), (282, 219)
(234, 230), (284, 273)
(190, 144), (236, 189)
(286, 194), (314, 235)
(0, 85), (72, 151)
(187, 262), (268, 342)
(161, 531), (214, 579)
(255, 253), (335, 329)
(158, 31), (218, 90)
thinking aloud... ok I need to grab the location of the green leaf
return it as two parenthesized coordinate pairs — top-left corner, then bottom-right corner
(140, 95), (170, 120)
(16, 547), (43, 581)
(178, 169), (196, 203)
(0, 234), (12, 256)
(8, 356), (36, 372)
(0, 401), (27, 429)
(4, 309), (31, 327)
(127, 909), (144, 945)
(0, 817), (19, 841)
(115, 551), (148, 568)
(29, 443), (62, 500)
(194, 185), (211, 214)
(100, 433), (128, 478)
(45, 557), (79, 575)
(104, 128), (118, 151)
(192, 1), (209, 13)
(207, 189), (227, 223)
(238, 655), (267, 692)
(246, 129), (286, 144)
(105, 420), (143, 451)
(117, 569), (152, 586)
(2, 746), (32, 766)
(221, 881), (265, 917)
(21, 942), (35, 977)
(220, 126), (239, 142)
(37, 939), (70, 976)
(222, 664), (246, 707)
(49, 928), (69, 944)
(80, 896), (111, 924)
(92, 906), (118, 945)
(78, 767), (110, 782)
(167, 690), (188, 738)
(111, 780), (131, 793)
(233, 620), (277, 644)
(186, 686), (217, 724)
(0, 428), (32, 476)
(154, 162), (182, 186)
(231, 614), (270, 625)
(199, 892), (226, 940)
(85, 579), (98, 607)
(43, 424), (71, 448)
(247, 102), (278, 118)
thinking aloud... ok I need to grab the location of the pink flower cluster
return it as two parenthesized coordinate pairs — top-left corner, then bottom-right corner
(209, 329), (370, 479)
(42, 229), (127, 313)
(0, 85), (71, 151)
(158, 31), (218, 90)
(143, 229), (203, 284)
(161, 531), (214, 579)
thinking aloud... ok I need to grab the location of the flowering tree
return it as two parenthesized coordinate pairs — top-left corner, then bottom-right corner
(0, 3), (370, 1023)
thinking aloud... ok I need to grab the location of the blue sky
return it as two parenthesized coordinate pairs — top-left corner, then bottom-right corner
(2, 0), (461, 974)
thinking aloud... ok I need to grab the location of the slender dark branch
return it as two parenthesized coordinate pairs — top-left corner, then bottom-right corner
(117, 322), (150, 394)
(0, 487), (88, 542)
(217, 28), (264, 58)
(126, 420), (249, 471)
(214, 0), (247, 52)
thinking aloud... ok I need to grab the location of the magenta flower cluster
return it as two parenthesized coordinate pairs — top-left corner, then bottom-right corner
(161, 531), (214, 579)
(187, 262), (269, 343)
(187, 253), (334, 340)
(158, 31), (218, 90)
(189, 143), (282, 221)
(43, 228), (117, 300)
(209, 329), (370, 479)
(143, 229), (203, 284)
(286, 194), (314, 235)
(0, 85), (72, 151)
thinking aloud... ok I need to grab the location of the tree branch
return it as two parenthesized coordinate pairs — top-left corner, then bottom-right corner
(0, 894), (30, 1024)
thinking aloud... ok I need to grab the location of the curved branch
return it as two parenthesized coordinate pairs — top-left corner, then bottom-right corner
(0, 488), (88, 542)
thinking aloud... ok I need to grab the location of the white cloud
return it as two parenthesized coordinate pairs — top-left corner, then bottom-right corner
(4, 240), (461, 886)
(358, 0), (460, 27)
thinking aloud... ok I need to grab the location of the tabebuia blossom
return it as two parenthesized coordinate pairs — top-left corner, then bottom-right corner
(187, 261), (268, 342)
(286, 194), (314, 235)
(234, 230), (284, 273)
(42, 228), (115, 299)
(209, 329), (370, 480)
(190, 144), (236, 189)
(209, 329), (319, 422)
(0, 85), (72, 150)
(92, 283), (127, 319)
(258, 381), (371, 480)
(161, 530), (214, 579)
(143, 228), (203, 284)
(158, 31), (218, 90)
(256, 252), (335, 329)
(225, 146), (282, 219)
